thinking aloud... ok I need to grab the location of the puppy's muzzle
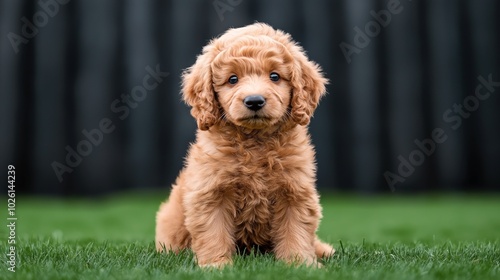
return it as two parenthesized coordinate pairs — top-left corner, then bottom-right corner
(243, 95), (266, 111)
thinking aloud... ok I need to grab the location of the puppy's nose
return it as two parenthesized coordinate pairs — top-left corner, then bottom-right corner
(243, 95), (266, 111)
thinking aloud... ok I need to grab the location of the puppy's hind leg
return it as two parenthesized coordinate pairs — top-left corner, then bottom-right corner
(155, 184), (190, 252)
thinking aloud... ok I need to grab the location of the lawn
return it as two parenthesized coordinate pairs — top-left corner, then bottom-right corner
(1, 192), (499, 279)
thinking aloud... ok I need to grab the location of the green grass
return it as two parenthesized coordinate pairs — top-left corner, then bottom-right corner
(1, 192), (499, 279)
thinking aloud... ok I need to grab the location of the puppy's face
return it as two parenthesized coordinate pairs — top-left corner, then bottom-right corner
(211, 37), (294, 129)
(182, 23), (328, 131)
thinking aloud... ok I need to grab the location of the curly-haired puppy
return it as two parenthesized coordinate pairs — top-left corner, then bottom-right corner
(155, 23), (334, 268)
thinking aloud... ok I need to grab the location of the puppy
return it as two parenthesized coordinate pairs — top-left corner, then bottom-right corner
(156, 23), (334, 268)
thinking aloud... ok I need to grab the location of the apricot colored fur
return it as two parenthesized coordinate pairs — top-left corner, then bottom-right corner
(155, 23), (334, 268)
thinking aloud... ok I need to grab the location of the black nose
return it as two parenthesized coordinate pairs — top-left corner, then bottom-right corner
(243, 95), (266, 111)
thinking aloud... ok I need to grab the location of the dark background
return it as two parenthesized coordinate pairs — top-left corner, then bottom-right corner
(1, 0), (499, 196)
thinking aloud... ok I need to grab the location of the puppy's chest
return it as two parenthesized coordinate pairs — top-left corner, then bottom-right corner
(221, 142), (290, 180)
(232, 184), (274, 249)
(211, 139), (307, 249)
(228, 144), (288, 249)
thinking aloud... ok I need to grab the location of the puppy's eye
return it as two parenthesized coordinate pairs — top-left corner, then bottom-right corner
(270, 72), (280, 82)
(228, 75), (238, 84)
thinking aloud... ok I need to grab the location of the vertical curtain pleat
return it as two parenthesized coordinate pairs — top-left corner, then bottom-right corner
(344, 0), (382, 192)
(385, 1), (426, 191)
(123, 0), (161, 188)
(467, 0), (500, 190)
(427, 0), (467, 190)
(72, 0), (123, 194)
(32, 0), (70, 194)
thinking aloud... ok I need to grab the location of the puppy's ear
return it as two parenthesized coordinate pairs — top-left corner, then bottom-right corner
(182, 45), (219, 131)
(289, 46), (328, 126)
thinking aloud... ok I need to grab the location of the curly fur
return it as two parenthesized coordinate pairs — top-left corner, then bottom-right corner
(155, 23), (334, 268)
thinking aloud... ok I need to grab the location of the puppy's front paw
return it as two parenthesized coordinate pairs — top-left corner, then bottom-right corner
(280, 252), (321, 268)
(298, 255), (322, 268)
(315, 240), (335, 259)
(198, 256), (232, 269)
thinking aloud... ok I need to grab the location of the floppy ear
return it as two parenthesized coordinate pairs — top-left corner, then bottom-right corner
(289, 45), (328, 126)
(182, 44), (219, 131)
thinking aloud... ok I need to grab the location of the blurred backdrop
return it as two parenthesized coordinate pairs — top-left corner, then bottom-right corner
(1, 0), (499, 195)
